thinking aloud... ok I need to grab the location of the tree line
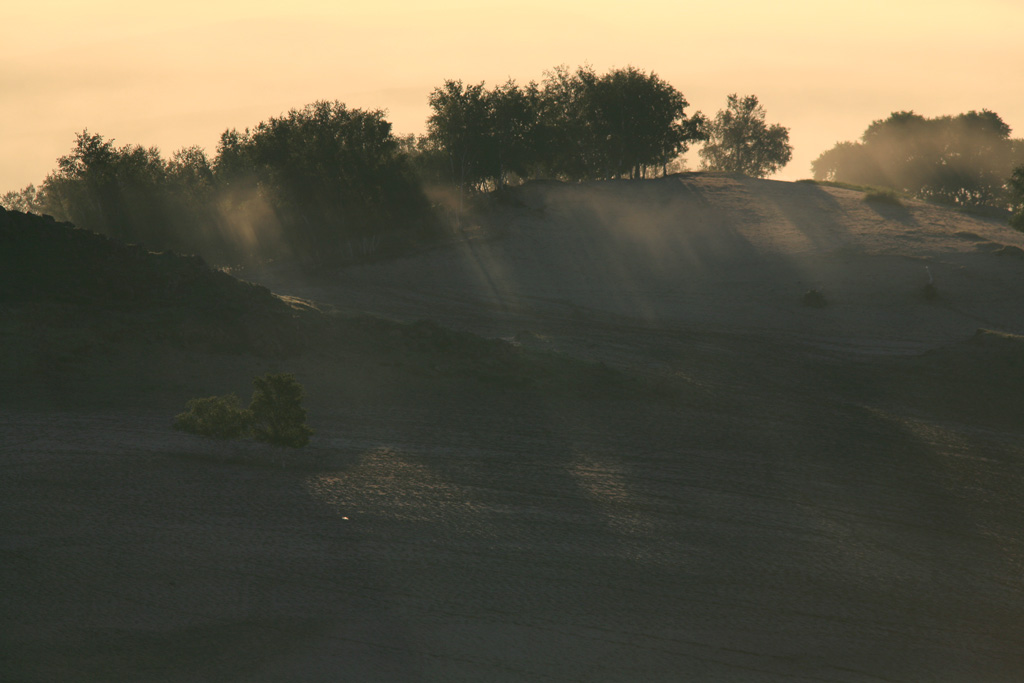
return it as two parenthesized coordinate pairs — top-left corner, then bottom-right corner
(414, 67), (792, 201)
(0, 65), (794, 264)
(812, 110), (1024, 213)
(7, 63), (1023, 265)
(3, 102), (437, 265)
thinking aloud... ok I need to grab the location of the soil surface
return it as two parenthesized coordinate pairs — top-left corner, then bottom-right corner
(4, 175), (1024, 681)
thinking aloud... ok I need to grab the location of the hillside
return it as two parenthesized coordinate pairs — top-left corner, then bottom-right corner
(4, 176), (1024, 682)
(0, 206), (307, 357)
(254, 174), (1024, 355)
(0, 206), (618, 407)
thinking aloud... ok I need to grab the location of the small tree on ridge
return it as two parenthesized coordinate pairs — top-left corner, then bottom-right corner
(700, 94), (792, 178)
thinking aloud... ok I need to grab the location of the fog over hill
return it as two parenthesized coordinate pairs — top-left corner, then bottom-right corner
(258, 173), (1024, 357)
(4, 175), (1024, 681)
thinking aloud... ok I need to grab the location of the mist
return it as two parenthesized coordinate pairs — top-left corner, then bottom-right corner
(5, 4), (1024, 680)
(4, 0), (1024, 193)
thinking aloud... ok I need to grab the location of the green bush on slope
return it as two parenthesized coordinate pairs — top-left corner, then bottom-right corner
(173, 394), (252, 439)
(173, 373), (312, 448)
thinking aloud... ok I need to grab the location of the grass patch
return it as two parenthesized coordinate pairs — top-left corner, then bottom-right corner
(799, 179), (877, 192)
(864, 189), (903, 206)
(800, 179), (908, 200)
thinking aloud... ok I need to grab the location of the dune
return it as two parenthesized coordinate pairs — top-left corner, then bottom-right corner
(258, 173), (1024, 357)
(4, 175), (1024, 682)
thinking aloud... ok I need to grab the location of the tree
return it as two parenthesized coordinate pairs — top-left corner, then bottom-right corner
(699, 94), (792, 178)
(1010, 165), (1024, 231)
(810, 141), (878, 185)
(0, 185), (39, 213)
(425, 65), (704, 188)
(532, 65), (705, 181)
(249, 373), (313, 448)
(216, 101), (435, 261)
(426, 80), (492, 219)
(585, 66), (705, 179)
(534, 65), (597, 180)
(812, 110), (1023, 208)
(485, 79), (541, 188)
(35, 130), (184, 249)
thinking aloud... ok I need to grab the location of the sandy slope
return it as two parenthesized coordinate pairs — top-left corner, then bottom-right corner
(257, 175), (1024, 357)
(4, 175), (1024, 682)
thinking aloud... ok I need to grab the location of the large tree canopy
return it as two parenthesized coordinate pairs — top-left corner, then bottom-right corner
(1009, 165), (1024, 231)
(426, 80), (493, 196)
(10, 103), (436, 265)
(424, 65), (706, 189)
(40, 131), (169, 244)
(580, 66), (706, 180)
(698, 94), (792, 178)
(223, 101), (431, 259)
(812, 110), (1024, 208)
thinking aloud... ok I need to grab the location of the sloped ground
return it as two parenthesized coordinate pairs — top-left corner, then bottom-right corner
(255, 174), (1024, 358)
(0, 207), (614, 407)
(0, 206), (306, 361)
(4, 177), (1024, 681)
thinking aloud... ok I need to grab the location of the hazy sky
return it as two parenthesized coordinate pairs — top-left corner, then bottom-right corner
(4, 0), (1023, 192)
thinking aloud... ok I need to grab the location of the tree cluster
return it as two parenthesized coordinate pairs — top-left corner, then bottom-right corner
(4, 102), (437, 265)
(1010, 165), (1024, 231)
(698, 94), (793, 178)
(422, 65), (709, 194)
(812, 110), (1024, 209)
(3, 68), (800, 263)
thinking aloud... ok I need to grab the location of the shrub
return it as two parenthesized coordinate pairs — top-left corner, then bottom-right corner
(173, 393), (252, 439)
(173, 373), (313, 448)
(249, 373), (313, 448)
(802, 289), (827, 308)
(864, 189), (902, 205)
(1010, 165), (1024, 232)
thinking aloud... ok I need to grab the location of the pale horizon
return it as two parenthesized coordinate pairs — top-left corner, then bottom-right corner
(4, 0), (1023, 192)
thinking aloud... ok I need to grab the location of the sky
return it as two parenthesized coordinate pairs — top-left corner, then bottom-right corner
(3, 0), (1023, 192)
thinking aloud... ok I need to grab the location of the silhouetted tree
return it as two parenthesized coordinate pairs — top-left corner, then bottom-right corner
(810, 140), (879, 186)
(1010, 165), (1024, 231)
(427, 80), (492, 217)
(215, 101), (435, 262)
(0, 185), (39, 213)
(812, 110), (1023, 208)
(699, 94), (792, 178)
(532, 65), (596, 180)
(10, 101), (437, 267)
(585, 66), (706, 179)
(36, 131), (188, 248)
(485, 79), (541, 188)
(249, 373), (313, 448)
(529, 65), (704, 181)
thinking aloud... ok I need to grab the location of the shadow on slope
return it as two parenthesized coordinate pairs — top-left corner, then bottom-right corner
(0, 207), (633, 410)
(1, 207), (305, 357)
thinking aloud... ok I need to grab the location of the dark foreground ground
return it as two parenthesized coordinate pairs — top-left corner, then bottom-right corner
(3, 327), (1024, 682)
(4, 178), (1024, 681)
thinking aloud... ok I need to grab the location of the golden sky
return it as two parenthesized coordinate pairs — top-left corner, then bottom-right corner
(4, 0), (1023, 191)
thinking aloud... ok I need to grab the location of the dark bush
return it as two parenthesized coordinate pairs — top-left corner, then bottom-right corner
(249, 373), (313, 448)
(803, 289), (827, 308)
(864, 189), (902, 205)
(173, 393), (252, 439)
